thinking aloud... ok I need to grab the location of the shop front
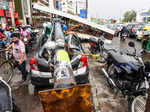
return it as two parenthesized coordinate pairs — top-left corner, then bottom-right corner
(0, 8), (21, 29)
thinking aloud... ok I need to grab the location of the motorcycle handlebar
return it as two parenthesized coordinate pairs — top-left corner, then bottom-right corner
(126, 53), (136, 57)
(0, 49), (5, 52)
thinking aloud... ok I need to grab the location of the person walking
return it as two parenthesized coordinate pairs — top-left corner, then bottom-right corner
(5, 33), (28, 82)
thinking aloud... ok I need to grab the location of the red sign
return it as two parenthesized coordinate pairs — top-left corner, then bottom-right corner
(0, 9), (4, 17)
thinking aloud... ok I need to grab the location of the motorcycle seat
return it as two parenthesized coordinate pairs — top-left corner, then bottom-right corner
(109, 51), (135, 64)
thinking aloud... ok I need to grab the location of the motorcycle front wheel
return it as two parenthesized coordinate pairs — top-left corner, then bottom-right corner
(128, 95), (147, 112)
(106, 64), (117, 89)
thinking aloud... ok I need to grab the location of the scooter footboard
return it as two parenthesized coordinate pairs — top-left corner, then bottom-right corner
(39, 84), (92, 112)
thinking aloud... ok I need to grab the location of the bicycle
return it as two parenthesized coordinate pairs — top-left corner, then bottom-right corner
(0, 49), (15, 83)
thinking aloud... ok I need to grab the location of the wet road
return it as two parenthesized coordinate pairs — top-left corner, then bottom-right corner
(12, 36), (149, 112)
(104, 37), (141, 54)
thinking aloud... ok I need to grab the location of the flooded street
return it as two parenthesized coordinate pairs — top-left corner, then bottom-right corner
(11, 36), (150, 112)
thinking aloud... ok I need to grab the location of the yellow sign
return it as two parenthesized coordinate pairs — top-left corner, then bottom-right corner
(57, 50), (70, 63)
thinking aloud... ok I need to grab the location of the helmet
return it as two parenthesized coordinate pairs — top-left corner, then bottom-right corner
(11, 32), (20, 38)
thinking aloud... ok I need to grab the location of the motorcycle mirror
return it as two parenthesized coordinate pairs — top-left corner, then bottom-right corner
(98, 39), (104, 46)
(128, 41), (135, 48)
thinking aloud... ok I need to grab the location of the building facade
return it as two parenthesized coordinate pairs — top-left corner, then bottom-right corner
(0, 0), (20, 27)
(0, 0), (9, 27)
(136, 10), (150, 23)
(53, 0), (87, 18)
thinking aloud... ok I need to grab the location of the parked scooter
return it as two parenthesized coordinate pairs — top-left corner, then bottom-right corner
(101, 41), (150, 111)
(0, 77), (20, 112)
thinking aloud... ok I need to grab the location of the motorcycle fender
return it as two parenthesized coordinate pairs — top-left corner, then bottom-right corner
(39, 84), (92, 112)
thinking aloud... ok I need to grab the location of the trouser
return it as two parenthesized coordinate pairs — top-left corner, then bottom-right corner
(16, 61), (28, 80)
(142, 39), (148, 49)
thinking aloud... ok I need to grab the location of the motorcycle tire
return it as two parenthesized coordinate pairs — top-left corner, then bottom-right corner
(128, 95), (147, 112)
(120, 36), (125, 41)
(106, 64), (117, 89)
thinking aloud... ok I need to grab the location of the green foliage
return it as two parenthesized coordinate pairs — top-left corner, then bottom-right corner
(122, 10), (136, 22)
(91, 18), (104, 25)
(147, 17), (150, 23)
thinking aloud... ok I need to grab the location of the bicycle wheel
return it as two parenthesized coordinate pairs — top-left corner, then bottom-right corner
(0, 61), (14, 83)
(130, 95), (147, 112)
(0, 50), (6, 64)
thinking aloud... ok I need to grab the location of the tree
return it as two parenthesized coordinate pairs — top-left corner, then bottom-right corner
(122, 10), (136, 22)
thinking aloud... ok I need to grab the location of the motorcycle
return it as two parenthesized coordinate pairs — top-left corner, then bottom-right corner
(120, 32), (128, 41)
(101, 41), (150, 111)
(0, 77), (20, 112)
(29, 29), (39, 45)
(89, 37), (108, 63)
(23, 35), (35, 53)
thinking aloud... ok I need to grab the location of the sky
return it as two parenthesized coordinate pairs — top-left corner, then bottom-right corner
(88, 0), (150, 19)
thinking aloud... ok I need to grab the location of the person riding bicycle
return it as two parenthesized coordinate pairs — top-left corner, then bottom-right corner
(5, 33), (28, 83)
